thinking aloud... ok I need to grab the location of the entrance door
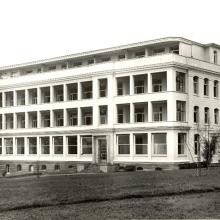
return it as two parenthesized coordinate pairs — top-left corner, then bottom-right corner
(98, 138), (107, 163)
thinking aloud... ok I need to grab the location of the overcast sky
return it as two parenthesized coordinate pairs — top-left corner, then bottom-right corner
(0, 0), (220, 67)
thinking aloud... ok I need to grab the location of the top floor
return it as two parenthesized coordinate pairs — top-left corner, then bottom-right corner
(0, 37), (220, 79)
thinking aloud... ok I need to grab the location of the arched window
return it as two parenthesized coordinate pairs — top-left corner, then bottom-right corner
(214, 108), (219, 124)
(194, 106), (199, 123)
(214, 51), (218, 64)
(204, 107), (210, 124)
(193, 76), (199, 94)
(204, 78), (209, 96)
(214, 80), (218, 98)
(194, 134), (200, 155)
(41, 165), (47, 171)
(17, 164), (22, 172)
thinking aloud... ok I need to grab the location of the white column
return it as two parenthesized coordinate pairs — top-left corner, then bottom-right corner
(130, 75), (134, 95)
(148, 133), (152, 159)
(25, 89), (29, 105)
(13, 137), (16, 156)
(63, 84), (67, 102)
(93, 79), (98, 127)
(78, 82), (81, 100)
(63, 135), (67, 157)
(167, 95), (176, 122)
(2, 114), (5, 130)
(50, 136), (53, 157)
(24, 137), (28, 155)
(130, 133), (134, 159)
(25, 112), (29, 128)
(78, 107), (81, 126)
(50, 110), (54, 127)
(167, 68), (176, 91)
(2, 93), (5, 107)
(77, 134), (81, 159)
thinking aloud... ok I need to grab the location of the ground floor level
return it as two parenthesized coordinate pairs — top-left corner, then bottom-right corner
(0, 128), (219, 174)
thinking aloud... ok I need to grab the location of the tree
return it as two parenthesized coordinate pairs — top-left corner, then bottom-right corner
(202, 136), (217, 169)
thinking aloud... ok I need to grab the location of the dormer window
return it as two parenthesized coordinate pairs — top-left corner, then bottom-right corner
(214, 51), (218, 64)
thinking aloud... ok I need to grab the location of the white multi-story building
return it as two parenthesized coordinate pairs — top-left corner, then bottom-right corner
(0, 37), (220, 174)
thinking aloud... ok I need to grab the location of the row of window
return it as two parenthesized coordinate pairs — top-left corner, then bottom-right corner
(0, 71), (186, 108)
(193, 106), (219, 124)
(5, 164), (62, 174)
(0, 133), (186, 156)
(0, 101), (186, 129)
(193, 76), (219, 98)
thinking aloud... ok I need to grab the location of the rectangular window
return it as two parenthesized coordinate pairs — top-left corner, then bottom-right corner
(176, 72), (185, 92)
(152, 79), (162, 92)
(134, 80), (145, 94)
(193, 76), (199, 94)
(16, 138), (24, 154)
(0, 139), (2, 154)
(152, 133), (167, 155)
(214, 80), (218, 98)
(28, 137), (37, 154)
(214, 109), (219, 124)
(117, 134), (130, 154)
(194, 134), (200, 155)
(135, 108), (145, 122)
(54, 136), (63, 154)
(99, 78), (107, 97)
(99, 106), (108, 124)
(5, 138), (13, 155)
(204, 78), (209, 96)
(204, 107), (210, 124)
(81, 136), (92, 154)
(41, 137), (50, 154)
(176, 101), (186, 121)
(135, 134), (148, 154)
(178, 133), (186, 155)
(68, 136), (77, 154)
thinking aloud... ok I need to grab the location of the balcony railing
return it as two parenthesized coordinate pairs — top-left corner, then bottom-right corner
(134, 86), (145, 94)
(135, 113), (145, 122)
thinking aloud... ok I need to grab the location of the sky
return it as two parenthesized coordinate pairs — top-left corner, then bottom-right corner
(0, 0), (220, 67)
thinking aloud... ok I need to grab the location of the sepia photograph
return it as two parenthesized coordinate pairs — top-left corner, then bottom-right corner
(0, 0), (220, 219)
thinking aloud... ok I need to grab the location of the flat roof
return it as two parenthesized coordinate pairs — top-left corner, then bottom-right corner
(0, 37), (219, 71)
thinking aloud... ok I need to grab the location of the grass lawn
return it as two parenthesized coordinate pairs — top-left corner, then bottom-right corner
(0, 168), (219, 219)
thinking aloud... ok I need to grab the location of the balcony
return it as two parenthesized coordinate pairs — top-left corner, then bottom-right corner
(40, 110), (50, 127)
(134, 74), (148, 94)
(81, 107), (93, 125)
(16, 113), (25, 128)
(54, 85), (64, 102)
(117, 76), (130, 96)
(152, 72), (167, 92)
(134, 103), (148, 123)
(17, 90), (25, 106)
(67, 83), (78, 101)
(28, 112), (37, 128)
(5, 92), (13, 107)
(41, 87), (50, 103)
(67, 108), (78, 126)
(152, 101), (167, 122)
(53, 109), (64, 127)
(5, 114), (13, 129)
(117, 104), (130, 123)
(28, 88), (37, 104)
(81, 81), (92, 99)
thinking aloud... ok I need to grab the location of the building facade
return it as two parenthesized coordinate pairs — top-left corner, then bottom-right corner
(0, 37), (220, 174)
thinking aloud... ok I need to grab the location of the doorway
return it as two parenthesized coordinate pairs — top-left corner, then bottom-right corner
(97, 138), (107, 163)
